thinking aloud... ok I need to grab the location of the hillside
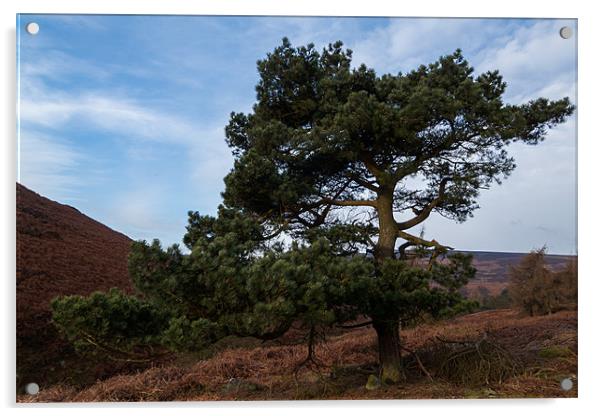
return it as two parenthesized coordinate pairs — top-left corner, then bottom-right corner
(16, 183), (134, 389)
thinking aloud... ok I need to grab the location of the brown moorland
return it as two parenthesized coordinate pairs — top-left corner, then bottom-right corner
(19, 309), (577, 402)
(16, 183), (134, 389)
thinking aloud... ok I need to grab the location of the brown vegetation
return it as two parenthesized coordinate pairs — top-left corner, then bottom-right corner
(509, 248), (578, 316)
(16, 183), (135, 389)
(19, 309), (577, 402)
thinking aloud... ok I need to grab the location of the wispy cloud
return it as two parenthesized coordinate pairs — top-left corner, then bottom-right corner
(21, 91), (203, 145)
(109, 186), (183, 241)
(349, 18), (507, 73)
(18, 130), (85, 201)
(343, 18), (576, 254)
(348, 18), (576, 104)
(19, 51), (205, 146)
(473, 20), (576, 102)
(20, 49), (111, 81)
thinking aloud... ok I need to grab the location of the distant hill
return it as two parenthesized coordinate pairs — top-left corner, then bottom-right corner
(460, 250), (576, 296)
(16, 183), (134, 389)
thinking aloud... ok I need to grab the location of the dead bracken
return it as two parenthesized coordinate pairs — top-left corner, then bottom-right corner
(18, 309), (577, 402)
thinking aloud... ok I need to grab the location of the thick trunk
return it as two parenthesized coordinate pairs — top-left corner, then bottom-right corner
(372, 189), (404, 383)
(373, 320), (404, 383)
(374, 190), (398, 263)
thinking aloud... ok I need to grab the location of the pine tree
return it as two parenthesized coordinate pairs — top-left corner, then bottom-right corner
(220, 39), (573, 380)
(52, 39), (574, 384)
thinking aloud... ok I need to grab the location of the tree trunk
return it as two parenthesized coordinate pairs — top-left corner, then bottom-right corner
(372, 188), (404, 383)
(374, 190), (398, 262)
(373, 320), (405, 383)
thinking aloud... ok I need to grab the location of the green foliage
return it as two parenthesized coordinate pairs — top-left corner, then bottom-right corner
(161, 316), (222, 351)
(538, 345), (572, 359)
(340, 253), (477, 325)
(51, 288), (170, 357)
(52, 213), (478, 355)
(303, 222), (378, 256)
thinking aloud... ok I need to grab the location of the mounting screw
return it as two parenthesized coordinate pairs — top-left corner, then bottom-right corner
(559, 26), (572, 39)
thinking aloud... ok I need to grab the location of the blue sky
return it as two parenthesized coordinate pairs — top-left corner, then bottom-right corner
(17, 15), (577, 254)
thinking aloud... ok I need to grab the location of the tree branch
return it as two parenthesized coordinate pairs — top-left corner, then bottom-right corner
(261, 221), (289, 240)
(397, 177), (451, 230)
(398, 230), (452, 270)
(400, 345), (433, 381)
(360, 152), (385, 182)
(345, 172), (380, 193)
(398, 241), (415, 259)
(79, 331), (169, 362)
(398, 230), (453, 252)
(320, 197), (377, 207)
(285, 179), (353, 226)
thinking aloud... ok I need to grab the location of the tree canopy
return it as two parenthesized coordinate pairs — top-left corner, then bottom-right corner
(223, 38), (573, 259)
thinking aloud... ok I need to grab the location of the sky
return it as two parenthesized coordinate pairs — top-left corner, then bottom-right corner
(17, 15), (577, 255)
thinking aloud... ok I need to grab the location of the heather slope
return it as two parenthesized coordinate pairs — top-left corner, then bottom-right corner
(16, 183), (134, 389)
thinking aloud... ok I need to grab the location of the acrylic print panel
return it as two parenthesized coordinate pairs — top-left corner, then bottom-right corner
(16, 14), (577, 402)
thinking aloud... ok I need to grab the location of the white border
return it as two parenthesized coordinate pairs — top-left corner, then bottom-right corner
(2, 1), (600, 415)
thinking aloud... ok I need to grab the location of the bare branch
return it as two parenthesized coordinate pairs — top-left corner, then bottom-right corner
(398, 241), (415, 259)
(400, 345), (433, 381)
(261, 221), (290, 240)
(397, 177), (451, 230)
(398, 230), (453, 252)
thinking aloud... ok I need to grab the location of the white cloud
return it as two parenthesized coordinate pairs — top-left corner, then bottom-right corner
(473, 20), (576, 102)
(20, 49), (111, 82)
(106, 186), (187, 246)
(348, 18), (576, 103)
(18, 47), (230, 246)
(18, 130), (85, 201)
(18, 43), (239, 244)
(349, 18), (501, 74)
(110, 187), (163, 232)
(189, 126), (234, 193)
(20, 88), (203, 146)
